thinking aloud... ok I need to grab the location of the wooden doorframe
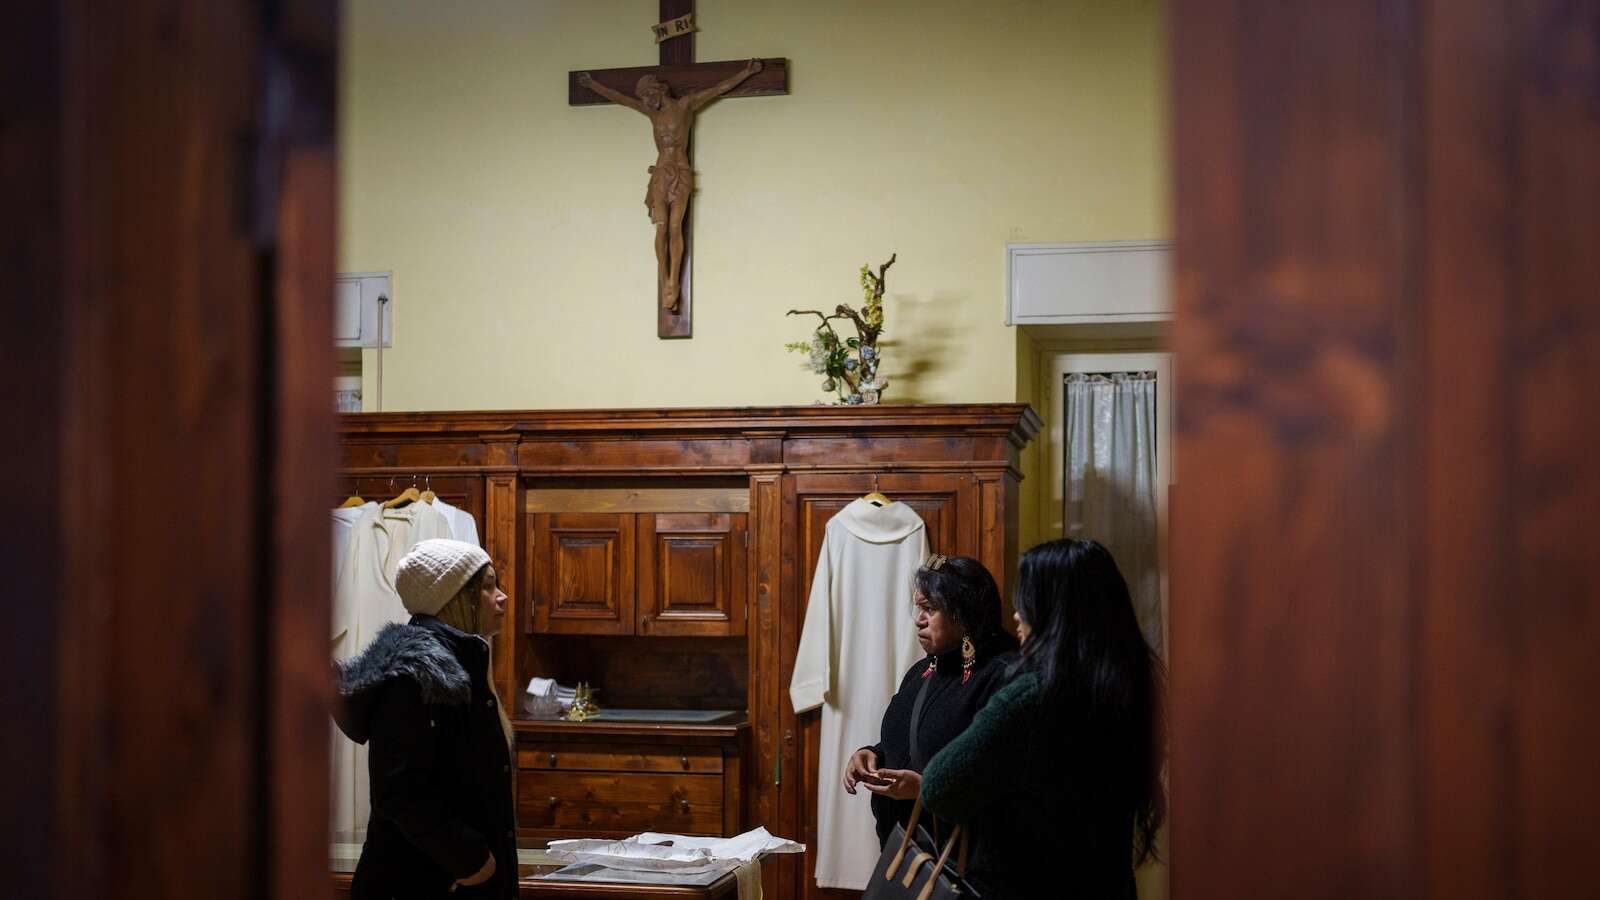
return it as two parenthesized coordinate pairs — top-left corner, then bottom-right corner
(4, 2), (339, 897)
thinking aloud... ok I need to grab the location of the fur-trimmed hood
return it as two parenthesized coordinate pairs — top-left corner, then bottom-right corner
(333, 621), (472, 745)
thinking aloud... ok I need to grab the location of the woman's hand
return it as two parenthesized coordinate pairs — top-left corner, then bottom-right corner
(455, 853), (496, 887)
(862, 767), (922, 801)
(842, 748), (879, 795)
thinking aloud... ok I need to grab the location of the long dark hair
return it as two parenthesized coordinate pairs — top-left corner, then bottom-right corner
(912, 555), (1019, 655)
(1014, 538), (1166, 866)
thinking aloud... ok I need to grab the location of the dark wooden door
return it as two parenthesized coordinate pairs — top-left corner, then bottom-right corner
(638, 513), (749, 636)
(785, 473), (967, 900)
(531, 513), (637, 635)
(3, 1), (338, 897)
(1171, 1), (1600, 898)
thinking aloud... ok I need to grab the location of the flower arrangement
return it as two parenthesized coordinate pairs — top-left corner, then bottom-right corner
(786, 254), (896, 404)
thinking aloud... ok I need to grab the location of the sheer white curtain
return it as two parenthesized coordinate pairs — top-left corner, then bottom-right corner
(1064, 372), (1162, 653)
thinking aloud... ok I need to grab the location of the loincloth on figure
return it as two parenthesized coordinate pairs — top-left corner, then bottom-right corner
(645, 161), (694, 224)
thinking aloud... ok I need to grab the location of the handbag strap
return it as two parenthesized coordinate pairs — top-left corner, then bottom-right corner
(885, 797), (971, 893)
(884, 797), (926, 879)
(913, 824), (965, 900)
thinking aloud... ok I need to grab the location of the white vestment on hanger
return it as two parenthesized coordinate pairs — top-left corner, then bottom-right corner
(789, 499), (927, 890)
(331, 501), (380, 637)
(330, 501), (452, 841)
(432, 496), (481, 547)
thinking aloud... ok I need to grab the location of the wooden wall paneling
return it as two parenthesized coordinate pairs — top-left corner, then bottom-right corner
(340, 439), (501, 469)
(526, 486), (749, 514)
(485, 473), (520, 699)
(723, 747), (744, 837)
(747, 471), (788, 900)
(1002, 474), (1020, 596)
(781, 435), (977, 467)
(776, 473), (803, 900)
(974, 473), (1008, 598)
(518, 437), (754, 471)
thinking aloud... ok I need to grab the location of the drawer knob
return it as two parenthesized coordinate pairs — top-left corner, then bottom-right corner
(680, 798), (691, 814)
(547, 796), (559, 809)
(548, 753), (558, 766)
(680, 756), (690, 770)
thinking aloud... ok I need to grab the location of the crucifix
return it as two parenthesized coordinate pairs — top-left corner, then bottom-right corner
(570, 0), (789, 338)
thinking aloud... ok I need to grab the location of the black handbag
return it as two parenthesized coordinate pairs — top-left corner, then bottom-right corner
(862, 797), (972, 900)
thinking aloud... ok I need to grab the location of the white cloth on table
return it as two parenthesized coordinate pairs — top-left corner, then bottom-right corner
(329, 501), (452, 842)
(545, 827), (804, 900)
(432, 496), (480, 547)
(788, 499), (927, 890)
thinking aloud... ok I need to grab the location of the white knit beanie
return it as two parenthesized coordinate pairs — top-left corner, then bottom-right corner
(395, 539), (492, 617)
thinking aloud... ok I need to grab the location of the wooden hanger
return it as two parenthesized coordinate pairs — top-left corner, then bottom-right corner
(338, 494), (366, 509)
(419, 474), (436, 505)
(863, 473), (891, 507)
(384, 475), (421, 509)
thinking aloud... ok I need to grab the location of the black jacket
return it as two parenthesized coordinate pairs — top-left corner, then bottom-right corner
(866, 638), (1019, 847)
(335, 617), (518, 900)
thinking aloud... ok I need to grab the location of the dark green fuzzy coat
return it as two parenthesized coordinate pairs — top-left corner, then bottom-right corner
(920, 672), (1138, 900)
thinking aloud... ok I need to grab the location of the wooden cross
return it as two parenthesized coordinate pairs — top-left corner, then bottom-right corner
(569, 0), (789, 339)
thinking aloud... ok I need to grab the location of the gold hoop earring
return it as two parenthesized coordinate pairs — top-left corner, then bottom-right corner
(961, 635), (976, 684)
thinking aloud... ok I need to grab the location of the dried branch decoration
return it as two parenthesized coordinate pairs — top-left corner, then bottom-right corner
(786, 253), (897, 404)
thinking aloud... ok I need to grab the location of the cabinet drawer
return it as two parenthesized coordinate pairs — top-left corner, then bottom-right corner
(518, 743), (722, 774)
(517, 770), (724, 836)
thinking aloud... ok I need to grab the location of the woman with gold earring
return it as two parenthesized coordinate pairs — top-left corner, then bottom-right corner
(841, 554), (1020, 849)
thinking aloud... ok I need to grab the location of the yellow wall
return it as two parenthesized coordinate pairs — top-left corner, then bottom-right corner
(340, 0), (1167, 411)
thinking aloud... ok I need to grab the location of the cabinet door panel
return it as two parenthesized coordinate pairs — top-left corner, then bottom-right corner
(638, 513), (748, 636)
(531, 513), (635, 635)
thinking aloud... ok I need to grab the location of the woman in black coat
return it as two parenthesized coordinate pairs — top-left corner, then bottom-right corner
(334, 539), (518, 900)
(841, 554), (1019, 847)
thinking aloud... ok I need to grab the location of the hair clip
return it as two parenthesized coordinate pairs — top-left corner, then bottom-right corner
(924, 553), (947, 571)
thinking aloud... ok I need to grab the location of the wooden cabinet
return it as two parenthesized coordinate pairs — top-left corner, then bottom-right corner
(515, 719), (747, 844)
(639, 513), (747, 636)
(530, 511), (748, 637)
(338, 405), (1039, 900)
(531, 513), (636, 635)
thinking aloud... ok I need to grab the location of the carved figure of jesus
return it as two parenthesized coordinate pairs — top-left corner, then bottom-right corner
(578, 58), (764, 313)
